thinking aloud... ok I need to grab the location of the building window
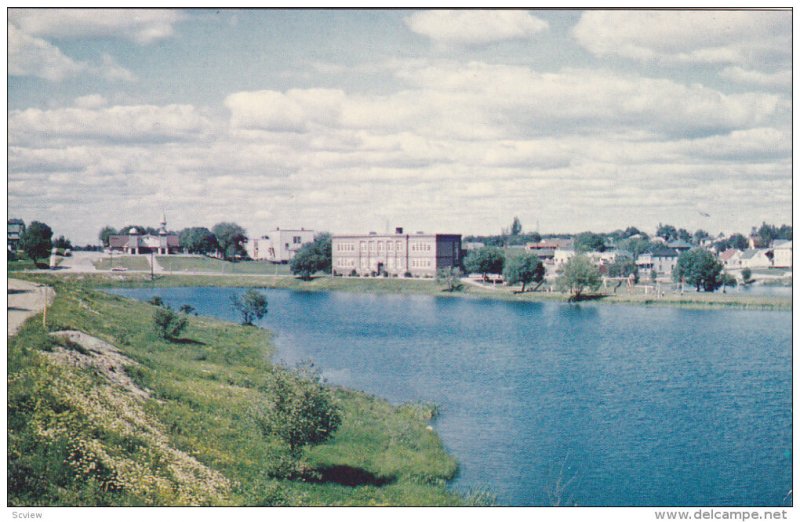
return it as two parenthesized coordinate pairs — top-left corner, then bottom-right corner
(388, 242), (393, 251)
(360, 242), (366, 252)
(378, 242), (383, 252)
(293, 236), (302, 244)
(396, 241), (403, 252)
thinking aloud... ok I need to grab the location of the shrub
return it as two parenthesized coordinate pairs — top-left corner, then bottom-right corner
(148, 296), (164, 307)
(253, 363), (341, 458)
(230, 289), (268, 326)
(152, 308), (188, 340)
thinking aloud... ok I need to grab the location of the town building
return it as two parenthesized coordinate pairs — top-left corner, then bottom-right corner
(637, 247), (680, 276)
(108, 212), (179, 255)
(739, 249), (773, 269)
(772, 240), (792, 269)
(719, 249), (743, 269)
(8, 218), (25, 252)
(246, 228), (315, 263)
(332, 227), (461, 277)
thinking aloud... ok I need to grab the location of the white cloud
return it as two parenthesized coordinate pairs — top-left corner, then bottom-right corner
(572, 10), (790, 66)
(8, 23), (86, 81)
(406, 10), (548, 46)
(9, 104), (214, 145)
(9, 9), (185, 44)
(9, 22), (136, 82)
(225, 89), (346, 132)
(73, 94), (108, 109)
(719, 66), (791, 88)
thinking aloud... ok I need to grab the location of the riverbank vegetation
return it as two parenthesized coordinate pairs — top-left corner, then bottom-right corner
(8, 275), (466, 506)
(18, 271), (791, 311)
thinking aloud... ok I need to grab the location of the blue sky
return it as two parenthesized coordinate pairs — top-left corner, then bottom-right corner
(8, 9), (792, 244)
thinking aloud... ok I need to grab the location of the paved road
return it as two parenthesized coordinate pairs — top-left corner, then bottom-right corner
(8, 278), (55, 336)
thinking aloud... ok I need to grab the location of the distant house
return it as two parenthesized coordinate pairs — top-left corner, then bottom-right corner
(8, 218), (25, 252)
(639, 247), (680, 276)
(772, 240), (792, 269)
(332, 227), (461, 277)
(719, 249), (743, 269)
(527, 238), (574, 252)
(108, 213), (179, 255)
(246, 228), (315, 263)
(553, 248), (576, 268)
(739, 249), (773, 269)
(666, 240), (692, 252)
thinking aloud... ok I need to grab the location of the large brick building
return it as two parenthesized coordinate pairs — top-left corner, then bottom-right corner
(332, 228), (461, 277)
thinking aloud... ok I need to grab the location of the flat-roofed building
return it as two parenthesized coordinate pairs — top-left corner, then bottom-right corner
(247, 228), (315, 263)
(332, 227), (461, 277)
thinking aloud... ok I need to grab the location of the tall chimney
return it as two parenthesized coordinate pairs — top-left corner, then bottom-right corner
(395, 227), (404, 234)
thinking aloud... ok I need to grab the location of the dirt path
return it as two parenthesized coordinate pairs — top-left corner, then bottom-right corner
(8, 278), (55, 336)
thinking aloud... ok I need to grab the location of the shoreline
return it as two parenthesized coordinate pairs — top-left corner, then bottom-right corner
(17, 271), (792, 311)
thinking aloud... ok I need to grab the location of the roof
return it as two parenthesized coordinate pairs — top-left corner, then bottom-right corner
(719, 249), (741, 261)
(650, 247), (679, 258)
(773, 240), (792, 249)
(740, 249), (770, 260)
(667, 240), (692, 249)
(333, 233), (461, 240)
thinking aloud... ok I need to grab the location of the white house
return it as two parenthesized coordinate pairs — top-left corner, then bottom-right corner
(247, 228), (315, 263)
(553, 248), (576, 268)
(739, 249), (773, 269)
(719, 249), (743, 269)
(772, 240), (792, 269)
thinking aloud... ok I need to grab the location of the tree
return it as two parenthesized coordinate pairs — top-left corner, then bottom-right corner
(179, 227), (219, 255)
(558, 254), (602, 300)
(677, 228), (692, 242)
(290, 233), (332, 279)
(254, 363), (342, 458)
(573, 232), (606, 253)
(152, 307), (188, 340)
(463, 247), (505, 280)
(230, 289), (268, 325)
(607, 257), (639, 282)
(693, 229), (710, 245)
(617, 237), (653, 258)
(436, 267), (464, 292)
(510, 217), (522, 236)
(503, 253), (544, 293)
(52, 235), (72, 251)
(741, 268), (753, 284)
(656, 223), (678, 241)
(673, 248), (723, 292)
(98, 226), (117, 247)
(19, 221), (53, 264)
(212, 222), (247, 260)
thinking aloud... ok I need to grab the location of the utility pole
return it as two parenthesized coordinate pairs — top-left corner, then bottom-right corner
(151, 250), (154, 281)
(42, 286), (47, 328)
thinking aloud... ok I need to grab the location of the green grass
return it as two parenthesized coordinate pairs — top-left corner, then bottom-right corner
(8, 259), (39, 271)
(93, 256), (151, 271)
(8, 275), (467, 506)
(156, 256), (293, 275)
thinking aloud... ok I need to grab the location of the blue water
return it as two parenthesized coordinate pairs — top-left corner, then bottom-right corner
(107, 287), (792, 506)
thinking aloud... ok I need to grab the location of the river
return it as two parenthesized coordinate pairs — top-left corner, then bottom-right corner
(107, 287), (792, 506)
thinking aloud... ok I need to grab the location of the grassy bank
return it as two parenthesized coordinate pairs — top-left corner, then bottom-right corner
(93, 256), (151, 271)
(22, 271), (792, 311)
(8, 275), (467, 506)
(155, 256), (293, 275)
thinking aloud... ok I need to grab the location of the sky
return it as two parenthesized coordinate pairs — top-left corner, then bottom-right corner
(7, 8), (793, 245)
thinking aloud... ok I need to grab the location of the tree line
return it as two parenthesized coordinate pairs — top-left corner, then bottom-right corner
(464, 217), (792, 252)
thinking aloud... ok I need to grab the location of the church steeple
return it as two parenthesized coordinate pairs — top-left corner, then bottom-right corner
(159, 210), (167, 235)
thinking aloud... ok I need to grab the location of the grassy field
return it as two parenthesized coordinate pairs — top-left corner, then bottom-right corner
(7, 259), (39, 271)
(93, 256), (151, 271)
(156, 256), (293, 275)
(8, 275), (470, 506)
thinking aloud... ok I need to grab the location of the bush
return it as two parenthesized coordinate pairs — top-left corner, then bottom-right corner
(741, 268), (753, 283)
(230, 289), (268, 325)
(152, 308), (188, 340)
(148, 296), (164, 307)
(253, 363), (341, 458)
